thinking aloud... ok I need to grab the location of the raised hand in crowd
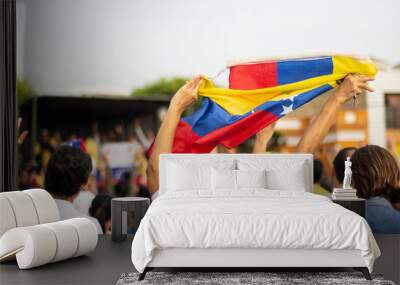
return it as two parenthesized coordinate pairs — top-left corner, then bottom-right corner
(253, 122), (276, 153)
(97, 149), (113, 194)
(296, 75), (375, 154)
(17, 117), (28, 145)
(133, 119), (152, 150)
(333, 74), (375, 104)
(147, 76), (203, 194)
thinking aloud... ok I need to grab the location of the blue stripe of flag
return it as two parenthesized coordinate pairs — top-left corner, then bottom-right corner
(277, 56), (333, 85)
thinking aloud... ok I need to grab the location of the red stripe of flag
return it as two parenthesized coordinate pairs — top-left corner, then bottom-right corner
(193, 109), (278, 150)
(229, 61), (278, 89)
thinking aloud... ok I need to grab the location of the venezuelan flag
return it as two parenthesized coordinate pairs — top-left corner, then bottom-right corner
(170, 55), (376, 153)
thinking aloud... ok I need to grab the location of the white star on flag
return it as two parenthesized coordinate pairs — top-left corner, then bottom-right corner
(287, 95), (297, 102)
(280, 104), (293, 115)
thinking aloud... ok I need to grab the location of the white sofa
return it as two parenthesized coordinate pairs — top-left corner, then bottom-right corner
(0, 189), (98, 269)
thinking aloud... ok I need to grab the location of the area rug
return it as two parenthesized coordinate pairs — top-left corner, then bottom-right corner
(116, 271), (395, 285)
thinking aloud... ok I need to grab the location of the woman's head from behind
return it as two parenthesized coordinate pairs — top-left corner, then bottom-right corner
(351, 145), (400, 204)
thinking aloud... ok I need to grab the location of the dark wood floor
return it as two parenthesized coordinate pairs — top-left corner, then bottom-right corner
(0, 235), (398, 284)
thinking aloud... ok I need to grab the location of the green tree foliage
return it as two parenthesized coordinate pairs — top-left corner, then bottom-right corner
(131, 77), (188, 98)
(17, 78), (35, 107)
(131, 77), (203, 115)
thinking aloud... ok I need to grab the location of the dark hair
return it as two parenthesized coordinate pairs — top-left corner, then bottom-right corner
(333, 147), (357, 183)
(120, 171), (132, 182)
(114, 171), (132, 197)
(137, 185), (151, 199)
(89, 194), (112, 233)
(313, 159), (324, 183)
(45, 145), (92, 198)
(351, 145), (400, 202)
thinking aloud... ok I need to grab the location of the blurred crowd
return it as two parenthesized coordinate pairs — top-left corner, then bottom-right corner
(17, 119), (155, 234)
(19, 120), (154, 192)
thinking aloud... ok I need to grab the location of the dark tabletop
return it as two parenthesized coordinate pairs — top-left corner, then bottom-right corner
(0, 235), (134, 285)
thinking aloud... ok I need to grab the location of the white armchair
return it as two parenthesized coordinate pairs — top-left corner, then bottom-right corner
(0, 189), (98, 269)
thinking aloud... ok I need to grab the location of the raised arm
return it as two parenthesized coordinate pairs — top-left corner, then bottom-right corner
(147, 76), (203, 194)
(296, 75), (375, 154)
(253, 122), (276, 153)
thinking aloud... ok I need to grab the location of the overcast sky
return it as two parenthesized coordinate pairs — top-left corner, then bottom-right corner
(17, 0), (400, 95)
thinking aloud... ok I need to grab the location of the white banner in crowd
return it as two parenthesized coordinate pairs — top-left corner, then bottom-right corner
(101, 142), (141, 169)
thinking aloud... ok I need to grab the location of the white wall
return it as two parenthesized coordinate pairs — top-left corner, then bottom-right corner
(16, 1), (26, 77)
(367, 69), (400, 147)
(17, 0), (400, 96)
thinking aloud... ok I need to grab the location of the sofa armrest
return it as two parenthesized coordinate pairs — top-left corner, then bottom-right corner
(0, 218), (98, 269)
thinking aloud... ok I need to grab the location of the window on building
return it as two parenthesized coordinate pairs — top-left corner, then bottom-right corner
(386, 94), (400, 129)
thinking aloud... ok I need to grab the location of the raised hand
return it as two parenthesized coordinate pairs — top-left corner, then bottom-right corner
(169, 75), (203, 115)
(335, 74), (375, 104)
(17, 117), (28, 145)
(147, 75), (203, 194)
(253, 122), (276, 153)
(296, 74), (375, 154)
